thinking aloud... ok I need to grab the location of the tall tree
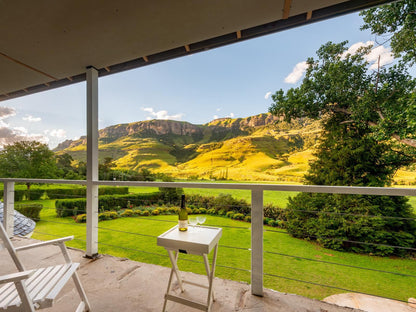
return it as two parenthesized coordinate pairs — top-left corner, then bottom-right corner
(0, 141), (59, 190)
(269, 41), (416, 256)
(361, 0), (416, 65)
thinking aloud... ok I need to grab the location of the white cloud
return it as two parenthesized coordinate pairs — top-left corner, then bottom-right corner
(342, 41), (394, 70)
(367, 45), (394, 69)
(216, 108), (221, 112)
(0, 107), (16, 120)
(0, 108), (50, 148)
(284, 61), (308, 84)
(228, 113), (235, 118)
(264, 92), (272, 100)
(22, 115), (41, 122)
(45, 129), (67, 138)
(213, 115), (218, 119)
(0, 126), (48, 148)
(141, 107), (184, 120)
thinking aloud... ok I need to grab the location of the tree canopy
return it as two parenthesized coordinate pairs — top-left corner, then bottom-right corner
(270, 41), (416, 158)
(360, 0), (416, 65)
(268, 41), (416, 256)
(0, 141), (60, 188)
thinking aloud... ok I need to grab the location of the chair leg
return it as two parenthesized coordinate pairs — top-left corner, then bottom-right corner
(72, 272), (91, 311)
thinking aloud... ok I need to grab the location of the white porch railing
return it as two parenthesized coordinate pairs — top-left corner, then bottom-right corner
(1, 177), (416, 297)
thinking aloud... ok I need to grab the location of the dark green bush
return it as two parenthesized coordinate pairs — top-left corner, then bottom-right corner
(55, 192), (162, 217)
(232, 213), (245, 220)
(286, 193), (416, 256)
(15, 203), (43, 221)
(99, 211), (119, 221)
(75, 214), (87, 223)
(226, 211), (235, 218)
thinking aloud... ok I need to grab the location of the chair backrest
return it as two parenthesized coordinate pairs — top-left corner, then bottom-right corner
(0, 222), (25, 271)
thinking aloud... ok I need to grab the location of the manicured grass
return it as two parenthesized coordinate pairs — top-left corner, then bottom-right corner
(31, 201), (415, 302)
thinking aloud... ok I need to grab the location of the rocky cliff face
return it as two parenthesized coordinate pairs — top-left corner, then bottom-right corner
(206, 113), (281, 129)
(54, 113), (280, 151)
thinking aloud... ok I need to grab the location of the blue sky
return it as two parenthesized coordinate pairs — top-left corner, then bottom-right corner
(1, 12), (414, 148)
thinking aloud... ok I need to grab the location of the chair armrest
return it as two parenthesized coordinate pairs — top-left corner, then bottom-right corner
(0, 270), (33, 285)
(15, 236), (74, 252)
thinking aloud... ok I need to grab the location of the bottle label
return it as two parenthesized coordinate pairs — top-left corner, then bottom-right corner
(178, 220), (188, 229)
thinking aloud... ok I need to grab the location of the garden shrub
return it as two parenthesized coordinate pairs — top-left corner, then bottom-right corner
(168, 207), (179, 214)
(55, 192), (162, 217)
(142, 210), (150, 216)
(264, 203), (286, 221)
(232, 213), (245, 220)
(192, 208), (200, 214)
(99, 211), (118, 221)
(15, 203), (43, 221)
(120, 209), (134, 217)
(75, 214), (87, 223)
(151, 209), (160, 215)
(226, 211), (235, 218)
(244, 216), (251, 223)
(199, 208), (207, 214)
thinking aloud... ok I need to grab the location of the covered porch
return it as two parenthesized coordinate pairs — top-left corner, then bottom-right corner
(1, 235), (366, 312)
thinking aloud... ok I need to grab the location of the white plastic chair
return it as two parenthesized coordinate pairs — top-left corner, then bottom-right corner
(0, 222), (91, 311)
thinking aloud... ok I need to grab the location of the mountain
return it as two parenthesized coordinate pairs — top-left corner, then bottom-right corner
(55, 113), (323, 182)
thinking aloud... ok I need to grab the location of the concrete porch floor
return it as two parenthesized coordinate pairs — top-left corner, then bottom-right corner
(1, 236), (364, 312)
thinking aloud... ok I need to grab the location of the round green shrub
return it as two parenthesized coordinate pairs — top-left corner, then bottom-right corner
(142, 210), (150, 216)
(151, 209), (160, 215)
(75, 214), (87, 223)
(121, 209), (134, 217)
(199, 208), (207, 214)
(192, 208), (200, 214)
(226, 211), (235, 218)
(232, 213), (244, 220)
(168, 207), (179, 214)
(244, 216), (251, 223)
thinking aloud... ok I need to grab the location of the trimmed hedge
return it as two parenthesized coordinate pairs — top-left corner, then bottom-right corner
(15, 203), (43, 221)
(56, 192), (162, 217)
(0, 186), (128, 201)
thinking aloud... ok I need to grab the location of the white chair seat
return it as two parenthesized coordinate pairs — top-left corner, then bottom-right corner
(0, 221), (90, 311)
(0, 263), (79, 311)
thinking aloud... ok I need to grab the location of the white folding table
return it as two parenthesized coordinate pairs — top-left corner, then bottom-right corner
(157, 225), (222, 312)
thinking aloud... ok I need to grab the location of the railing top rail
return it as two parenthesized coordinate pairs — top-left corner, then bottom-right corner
(95, 180), (416, 197)
(0, 178), (415, 196)
(0, 178), (86, 185)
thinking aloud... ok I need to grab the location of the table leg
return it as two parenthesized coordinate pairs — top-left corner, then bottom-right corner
(204, 244), (218, 311)
(168, 250), (184, 292)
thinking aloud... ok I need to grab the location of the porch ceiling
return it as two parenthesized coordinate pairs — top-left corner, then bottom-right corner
(0, 0), (394, 101)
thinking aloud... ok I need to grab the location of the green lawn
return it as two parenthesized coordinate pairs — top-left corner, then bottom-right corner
(31, 199), (416, 302)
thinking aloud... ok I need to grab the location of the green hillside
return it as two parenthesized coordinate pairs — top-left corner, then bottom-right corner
(55, 113), (416, 184)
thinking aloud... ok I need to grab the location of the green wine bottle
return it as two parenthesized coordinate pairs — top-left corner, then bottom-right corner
(178, 194), (188, 231)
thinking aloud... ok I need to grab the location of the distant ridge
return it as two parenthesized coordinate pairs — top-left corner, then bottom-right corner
(55, 113), (322, 182)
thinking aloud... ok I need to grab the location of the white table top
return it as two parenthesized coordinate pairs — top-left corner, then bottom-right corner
(157, 225), (222, 255)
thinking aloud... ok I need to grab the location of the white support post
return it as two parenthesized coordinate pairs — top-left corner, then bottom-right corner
(251, 188), (263, 296)
(3, 181), (15, 237)
(86, 66), (99, 257)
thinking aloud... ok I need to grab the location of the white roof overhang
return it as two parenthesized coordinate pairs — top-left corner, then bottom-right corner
(0, 0), (394, 101)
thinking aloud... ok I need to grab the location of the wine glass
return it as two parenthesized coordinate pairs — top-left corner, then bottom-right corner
(197, 215), (206, 230)
(189, 217), (198, 232)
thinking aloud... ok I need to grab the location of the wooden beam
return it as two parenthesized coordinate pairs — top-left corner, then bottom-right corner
(306, 11), (313, 20)
(184, 45), (190, 52)
(143, 56), (149, 62)
(67, 76), (73, 81)
(236, 30), (242, 39)
(282, 0), (292, 19)
(104, 67), (110, 72)
(23, 88), (28, 93)
(0, 51), (58, 80)
(44, 82), (50, 87)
